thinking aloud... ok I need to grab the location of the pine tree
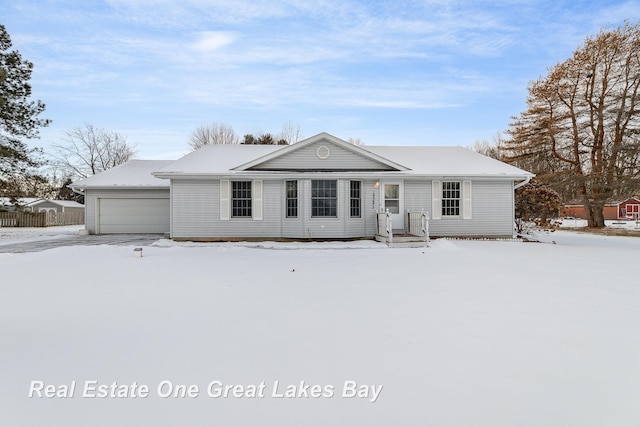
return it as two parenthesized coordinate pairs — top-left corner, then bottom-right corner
(515, 179), (562, 224)
(57, 177), (83, 203)
(504, 22), (640, 227)
(0, 24), (50, 201)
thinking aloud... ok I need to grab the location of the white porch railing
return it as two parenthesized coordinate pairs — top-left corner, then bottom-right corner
(376, 209), (429, 246)
(376, 210), (393, 244)
(407, 210), (430, 242)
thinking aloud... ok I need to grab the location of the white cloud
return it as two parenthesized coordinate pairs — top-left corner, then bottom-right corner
(191, 31), (237, 52)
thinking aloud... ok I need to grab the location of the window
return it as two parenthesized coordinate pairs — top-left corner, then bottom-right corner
(384, 184), (400, 214)
(350, 181), (361, 218)
(286, 180), (298, 218)
(442, 181), (460, 216)
(231, 181), (252, 217)
(312, 180), (337, 217)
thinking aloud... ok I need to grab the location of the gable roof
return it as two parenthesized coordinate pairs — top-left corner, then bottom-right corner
(153, 137), (531, 179)
(26, 199), (85, 208)
(365, 146), (532, 177)
(232, 132), (409, 172)
(0, 197), (42, 207)
(71, 160), (174, 190)
(154, 145), (280, 177)
(619, 197), (640, 204)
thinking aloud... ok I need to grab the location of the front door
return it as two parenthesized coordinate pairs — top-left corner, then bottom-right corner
(381, 181), (404, 230)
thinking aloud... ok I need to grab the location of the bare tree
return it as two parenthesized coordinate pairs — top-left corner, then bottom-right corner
(189, 123), (239, 150)
(277, 121), (302, 145)
(471, 132), (505, 160)
(50, 124), (136, 179)
(347, 137), (364, 146)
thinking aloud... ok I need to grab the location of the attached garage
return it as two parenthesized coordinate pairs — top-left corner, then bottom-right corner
(70, 160), (174, 235)
(98, 198), (169, 234)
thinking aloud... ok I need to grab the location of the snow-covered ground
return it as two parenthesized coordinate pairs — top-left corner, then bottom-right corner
(556, 217), (640, 229)
(0, 224), (84, 246)
(1, 230), (639, 426)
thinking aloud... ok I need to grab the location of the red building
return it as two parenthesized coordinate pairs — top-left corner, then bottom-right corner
(561, 197), (640, 220)
(618, 197), (640, 219)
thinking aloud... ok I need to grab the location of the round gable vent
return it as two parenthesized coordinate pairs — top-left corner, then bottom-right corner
(316, 145), (330, 159)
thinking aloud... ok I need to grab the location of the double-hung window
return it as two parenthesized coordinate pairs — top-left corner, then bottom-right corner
(350, 181), (361, 218)
(442, 181), (461, 217)
(231, 181), (252, 217)
(286, 180), (298, 218)
(311, 180), (337, 217)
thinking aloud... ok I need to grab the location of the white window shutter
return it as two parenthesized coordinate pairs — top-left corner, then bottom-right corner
(432, 180), (442, 220)
(253, 180), (263, 221)
(220, 180), (230, 220)
(462, 180), (472, 219)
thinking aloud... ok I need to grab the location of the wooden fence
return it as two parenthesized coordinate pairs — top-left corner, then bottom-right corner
(0, 211), (84, 227)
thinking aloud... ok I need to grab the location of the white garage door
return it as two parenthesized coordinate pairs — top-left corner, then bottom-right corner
(98, 198), (169, 234)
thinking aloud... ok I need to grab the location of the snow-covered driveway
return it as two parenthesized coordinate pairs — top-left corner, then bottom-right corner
(0, 226), (162, 252)
(1, 231), (639, 426)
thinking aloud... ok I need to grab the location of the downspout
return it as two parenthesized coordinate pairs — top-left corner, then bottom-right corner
(69, 185), (89, 234)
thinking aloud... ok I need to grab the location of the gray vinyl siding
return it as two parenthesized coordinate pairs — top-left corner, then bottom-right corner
(356, 179), (380, 237)
(403, 180), (430, 212)
(282, 180), (304, 238)
(171, 180), (216, 238)
(171, 179), (282, 239)
(285, 179), (378, 239)
(251, 141), (395, 171)
(84, 189), (169, 234)
(171, 178), (382, 240)
(428, 180), (514, 237)
(170, 177), (515, 240)
(396, 179), (514, 237)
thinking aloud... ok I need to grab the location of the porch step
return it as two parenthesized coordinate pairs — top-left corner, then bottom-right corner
(387, 240), (429, 248)
(375, 234), (429, 248)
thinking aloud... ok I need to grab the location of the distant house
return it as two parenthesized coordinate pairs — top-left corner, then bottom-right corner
(0, 198), (85, 227)
(618, 197), (640, 219)
(71, 133), (533, 240)
(0, 197), (41, 211)
(562, 197), (640, 220)
(25, 199), (85, 214)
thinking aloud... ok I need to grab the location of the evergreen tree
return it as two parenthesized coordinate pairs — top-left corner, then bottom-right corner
(515, 179), (562, 224)
(504, 22), (640, 227)
(242, 133), (287, 145)
(0, 24), (50, 201)
(57, 177), (83, 203)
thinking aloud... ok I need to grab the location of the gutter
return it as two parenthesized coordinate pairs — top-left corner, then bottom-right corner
(514, 175), (533, 190)
(153, 171), (535, 180)
(69, 185), (84, 196)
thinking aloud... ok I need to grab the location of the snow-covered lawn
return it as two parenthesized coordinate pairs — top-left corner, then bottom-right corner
(0, 224), (84, 246)
(556, 217), (640, 229)
(1, 231), (639, 426)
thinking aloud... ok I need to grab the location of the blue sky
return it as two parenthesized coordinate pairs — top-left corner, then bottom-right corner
(4, 0), (640, 160)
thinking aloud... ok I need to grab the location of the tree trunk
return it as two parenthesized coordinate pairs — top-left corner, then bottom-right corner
(587, 201), (606, 227)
